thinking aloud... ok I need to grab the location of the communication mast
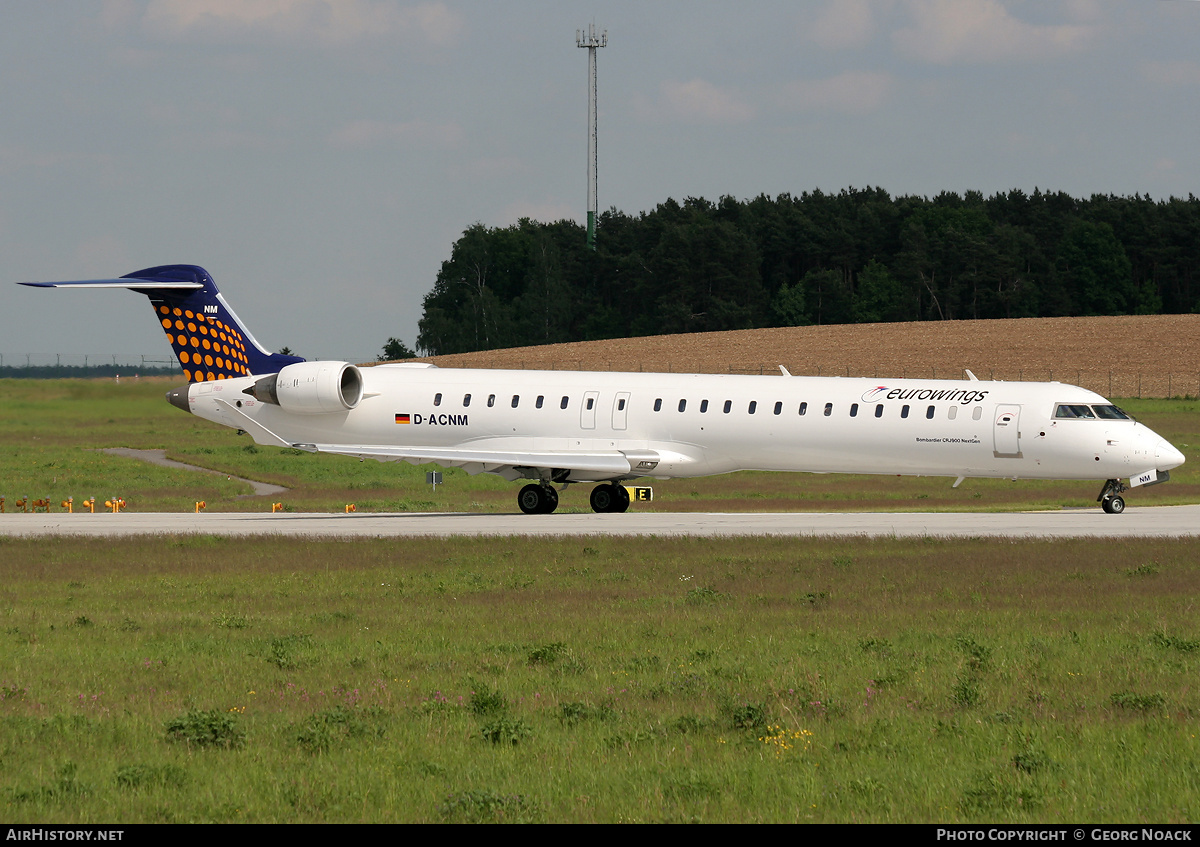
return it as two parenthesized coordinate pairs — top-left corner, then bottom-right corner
(576, 23), (606, 250)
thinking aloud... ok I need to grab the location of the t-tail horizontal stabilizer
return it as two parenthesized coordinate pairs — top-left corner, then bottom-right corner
(20, 264), (304, 382)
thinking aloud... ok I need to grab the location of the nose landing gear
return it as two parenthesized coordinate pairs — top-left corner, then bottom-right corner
(1097, 479), (1127, 515)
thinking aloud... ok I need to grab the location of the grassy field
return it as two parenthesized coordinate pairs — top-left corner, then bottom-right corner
(1, 379), (1198, 822)
(1, 378), (1197, 514)
(0, 535), (1196, 823)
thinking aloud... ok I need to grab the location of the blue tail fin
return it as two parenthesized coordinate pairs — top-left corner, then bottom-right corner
(21, 264), (304, 382)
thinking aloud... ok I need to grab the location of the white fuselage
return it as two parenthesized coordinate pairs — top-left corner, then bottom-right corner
(183, 365), (1185, 485)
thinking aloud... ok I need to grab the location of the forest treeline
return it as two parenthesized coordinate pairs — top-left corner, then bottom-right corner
(411, 188), (1199, 357)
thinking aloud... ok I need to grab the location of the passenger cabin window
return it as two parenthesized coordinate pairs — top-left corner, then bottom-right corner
(799, 402), (807, 416)
(773, 401), (782, 415)
(972, 406), (982, 421)
(1055, 404), (1097, 419)
(926, 405), (935, 419)
(723, 400), (732, 414)
(948, 406), (957, 420)
(433, 393), (442, 407)
(678, 399), (686, 412)
(654, 398), (662, 412)
(560, 396), (569, 410)
(875, 404), (884, 418)
(463, 393), (471, 407)
(536, 395), (544, 409)
(618, 398), (626, 411)
(586, 397), (595, 411)
(487, 394), (496, 408)
(700, 399), (708, 413)
(748, 401), (757, 414)
(850, 403), (858, 417)
(901, 405), (910, 419)
(824, 403), (833, 417)
(511, 395), (519, 408)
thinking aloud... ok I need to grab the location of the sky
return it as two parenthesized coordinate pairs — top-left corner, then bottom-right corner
(2, 0), (1198, 368)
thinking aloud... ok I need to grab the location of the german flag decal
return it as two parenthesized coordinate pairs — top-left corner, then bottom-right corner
(395, 413), (411, 424)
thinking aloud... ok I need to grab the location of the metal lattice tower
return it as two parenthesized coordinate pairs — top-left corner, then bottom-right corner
(576, 23), (606, 250)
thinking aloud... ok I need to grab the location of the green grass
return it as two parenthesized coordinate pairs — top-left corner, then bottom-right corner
(2, 378), (1197, 514)
(0, 535), (1196, 822)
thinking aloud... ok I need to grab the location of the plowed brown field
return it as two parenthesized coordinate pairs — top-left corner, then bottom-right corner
(407, 314), (1200, 399)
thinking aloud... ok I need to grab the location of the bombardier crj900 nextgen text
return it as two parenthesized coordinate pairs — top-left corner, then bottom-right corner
(23, 265), (1185, 515)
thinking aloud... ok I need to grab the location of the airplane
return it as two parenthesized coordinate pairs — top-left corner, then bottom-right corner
(22, 264), (1185, 515)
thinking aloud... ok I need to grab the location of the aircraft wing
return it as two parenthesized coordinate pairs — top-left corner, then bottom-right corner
(307, 443), (634, 477)
(212, 399), (634, 477)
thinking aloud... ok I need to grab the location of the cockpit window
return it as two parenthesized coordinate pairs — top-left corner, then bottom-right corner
(1092, 404), (1130, 420)
(1055, 404), (1096, 419)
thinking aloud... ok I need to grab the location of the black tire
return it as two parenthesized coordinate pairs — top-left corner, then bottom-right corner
(590, 484), (615, 513)
(1102, 494), (1125, 515)
(612, 484), (631, 513)
(542, 486), (559, 514)
(518, 484), (545, 515)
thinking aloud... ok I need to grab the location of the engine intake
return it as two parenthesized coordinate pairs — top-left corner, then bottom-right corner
(245, 361), (363, 414)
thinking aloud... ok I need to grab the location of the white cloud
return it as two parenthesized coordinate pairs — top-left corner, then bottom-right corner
(892, 0), (1096, 64)
(779, 72), (893, 115)
(497, 200), (577, 226)
(457, 157), (529, 181)
(75, 235), (131, 273)
(143, 0), (463, 47)
(1142, 60), (1200, 88)
(327, 119), (463, 149)
(100, 0), (141, 31)
(1150, 157), (1176, 178)
(648, 79), (756, 124)
(806, 0), (880, 50)
(0, 146), (115, 176)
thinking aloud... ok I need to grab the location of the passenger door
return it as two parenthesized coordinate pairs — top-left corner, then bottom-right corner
(993, 404), (1022, 458)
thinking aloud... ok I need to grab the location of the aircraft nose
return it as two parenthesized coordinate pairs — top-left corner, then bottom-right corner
(1156, 437), (1185, 471)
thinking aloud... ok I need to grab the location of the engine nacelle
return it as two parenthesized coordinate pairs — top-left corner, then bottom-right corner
(247, 361), (364, 415)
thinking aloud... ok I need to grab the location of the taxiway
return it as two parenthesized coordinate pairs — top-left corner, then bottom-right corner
(2, 506), (1198, 539)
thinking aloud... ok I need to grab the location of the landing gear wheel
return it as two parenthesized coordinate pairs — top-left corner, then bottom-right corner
(612, 484), (630, 513)
(590, 483), (630, 514)
(518, 484), (558, 515)
(1096, 478), (1128, 516)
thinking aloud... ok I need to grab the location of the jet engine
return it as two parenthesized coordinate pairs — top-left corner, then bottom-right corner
(245, 361), (364, 414)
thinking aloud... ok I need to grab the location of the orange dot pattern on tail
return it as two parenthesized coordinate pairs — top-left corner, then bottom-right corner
(155, 303), (252, 383)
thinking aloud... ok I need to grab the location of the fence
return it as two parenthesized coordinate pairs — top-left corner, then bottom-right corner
(468, 360), (1199, 399)
(9, 353), (1197, 399)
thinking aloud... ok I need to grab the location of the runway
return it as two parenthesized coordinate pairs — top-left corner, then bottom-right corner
(2, 505), (1199, 539)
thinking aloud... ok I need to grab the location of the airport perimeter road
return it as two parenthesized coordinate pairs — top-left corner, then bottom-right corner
(2, 506), (1200, 539)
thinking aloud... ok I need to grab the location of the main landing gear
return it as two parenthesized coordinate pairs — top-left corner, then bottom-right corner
(1097, 479), (1127, 515)
(517, 483), (559, 515)
(589, 483), (630, 514)
(515, 482), (631, 514)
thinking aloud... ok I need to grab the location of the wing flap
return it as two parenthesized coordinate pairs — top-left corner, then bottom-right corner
(310, 443), (634, 476)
